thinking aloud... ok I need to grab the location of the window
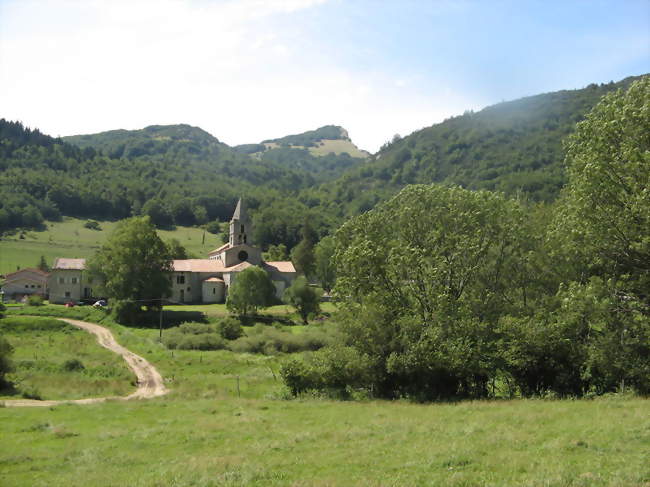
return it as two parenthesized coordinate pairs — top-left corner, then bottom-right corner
(71, 277), (78, 284)
(187, 287), (191, 292)
(31, 285), (35, 288)
(176, 275), (185, 284)
(59, 277), (65, 284)
(37, 285), (41, 288)
(65, 291), (71, 298)
(241, 224), (244, 233)
(213, 288), (216, 294)
(25, 284), (29, 288)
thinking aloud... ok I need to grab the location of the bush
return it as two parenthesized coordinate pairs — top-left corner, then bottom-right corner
(228, 324), (330, 355)
(214, 317), (243, 340)
(84, 220), (101, 231)
(62, 358), (85, 372)
(162, 322), (227, 351)
(280, 346), (375, 398)
(26, 295), (44, 306)
(0, 335), (13, 387)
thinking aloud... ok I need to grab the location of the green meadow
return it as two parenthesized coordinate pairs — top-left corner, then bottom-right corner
(0, 306), (648, 486)
(0, 316), (134, 400)
(0, 217), (224, 275)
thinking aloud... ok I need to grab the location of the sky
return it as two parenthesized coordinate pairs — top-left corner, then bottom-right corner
(1, 0), (648, 152)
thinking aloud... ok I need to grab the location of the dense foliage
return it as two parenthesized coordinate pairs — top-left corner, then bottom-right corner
(225, 266), (276, 316)
(304, 75), (643, 222)
(281, 76), (650, 401)
(283, 277), (322, 324)
(88, 217), (173, 323)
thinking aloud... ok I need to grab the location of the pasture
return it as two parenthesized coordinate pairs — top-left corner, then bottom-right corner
(0, 217), (223, 275)
(0, 307), (647, 486)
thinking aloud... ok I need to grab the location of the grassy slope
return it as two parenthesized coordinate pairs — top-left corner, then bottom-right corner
(309, 139), (369, 158)
(0, 316), (134, 400)
(0, 217), (224, 275)
(1, 306), (647, 486)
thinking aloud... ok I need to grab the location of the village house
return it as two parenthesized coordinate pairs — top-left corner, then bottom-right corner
(47, 258), (97, 304)
(1, 268), (49, 302)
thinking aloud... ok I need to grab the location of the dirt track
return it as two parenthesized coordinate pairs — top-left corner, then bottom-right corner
(2, 317), (168, 407)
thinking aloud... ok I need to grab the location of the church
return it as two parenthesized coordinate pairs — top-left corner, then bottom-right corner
(168, 199), (297, 304)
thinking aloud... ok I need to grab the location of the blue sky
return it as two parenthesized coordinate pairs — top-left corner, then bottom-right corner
(1, 0), (648, 152)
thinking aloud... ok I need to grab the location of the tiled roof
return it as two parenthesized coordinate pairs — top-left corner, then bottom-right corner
(208, 243), (230, 255)
(263, 261), (296, 273)
(222, 261), (253, 273)
(172, 259), (227, 273)
(204, 277), (224, 282)
(4, 268), (49, 279)
(53, 258), (86, 270)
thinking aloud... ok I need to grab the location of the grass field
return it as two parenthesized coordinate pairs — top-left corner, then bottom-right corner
(1, 307), (648, 486)
(0, 217), (224, 275)
(0, 316), (134, 400)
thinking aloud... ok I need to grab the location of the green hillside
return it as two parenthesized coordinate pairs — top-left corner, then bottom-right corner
(312, 75), (646, 216)
(234, 125), (368, 182)
(0, 217), (222, 275)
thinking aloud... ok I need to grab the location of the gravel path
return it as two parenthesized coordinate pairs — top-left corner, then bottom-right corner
(2, 317), (168, 407)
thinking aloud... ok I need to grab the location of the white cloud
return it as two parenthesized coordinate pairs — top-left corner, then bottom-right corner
(0, 0), (469, 152)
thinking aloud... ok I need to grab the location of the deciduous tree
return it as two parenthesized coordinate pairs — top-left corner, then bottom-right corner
(88, 217), (173, 324)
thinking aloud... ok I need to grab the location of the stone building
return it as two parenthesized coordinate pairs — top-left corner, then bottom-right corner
(47, 258), (97, 304)
(170, 199), (296, 303)
(1, 268), (48, 302)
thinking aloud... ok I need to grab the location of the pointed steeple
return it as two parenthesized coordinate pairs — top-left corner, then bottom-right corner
(229, 198), (252, 246)
(231, 198), (244, 221)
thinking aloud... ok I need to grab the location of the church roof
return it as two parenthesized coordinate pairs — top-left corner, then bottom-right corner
(203, 277), (224, 283)
(263, 261), (296, 273)
(53, 258), (86, 270)
(172, 259), (226, 273)
(207, 243), (230, 255)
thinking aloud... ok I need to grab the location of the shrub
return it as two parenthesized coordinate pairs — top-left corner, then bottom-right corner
(228, 324), (330, 355)
(26, 295), (44, 306)
(280, 346), (376, 398)
(0, 335), (13, 387)
(162, 322), (226, 351)
(215, 317), (243, 340)
(84, 220), (101, 231)
(178, 322), (215, 335)
(62, 358), (85, 372)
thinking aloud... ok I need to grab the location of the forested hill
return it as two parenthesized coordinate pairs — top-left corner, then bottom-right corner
(234, 125), (369, 182)
(0, 120), (320, 232)
(312, 74), (646, 215)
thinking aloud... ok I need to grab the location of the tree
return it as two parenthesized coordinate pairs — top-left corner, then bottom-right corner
(557, 77), (650, 289)
(167, 238), (189, 259)
(226, 266), (275, 316)
(326, 184), (530, 399)
(88, 217), (173, 324)
(314, 236), (336, 292)
(0, 334), (13, 388)
(263, 243), (288, 261)
(291, 219), (318, 277)
(204, 220), (221, 235)
(283, 276), (322, 324)
(37, 255), (50, 272)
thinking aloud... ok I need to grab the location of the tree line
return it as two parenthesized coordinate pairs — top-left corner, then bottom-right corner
(281, 78), (650, 400)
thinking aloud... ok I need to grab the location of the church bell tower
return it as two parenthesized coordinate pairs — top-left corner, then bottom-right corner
(229, 198), (252, 247)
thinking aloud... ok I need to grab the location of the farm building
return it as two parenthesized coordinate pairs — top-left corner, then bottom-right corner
(1, 268), (48, 302)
